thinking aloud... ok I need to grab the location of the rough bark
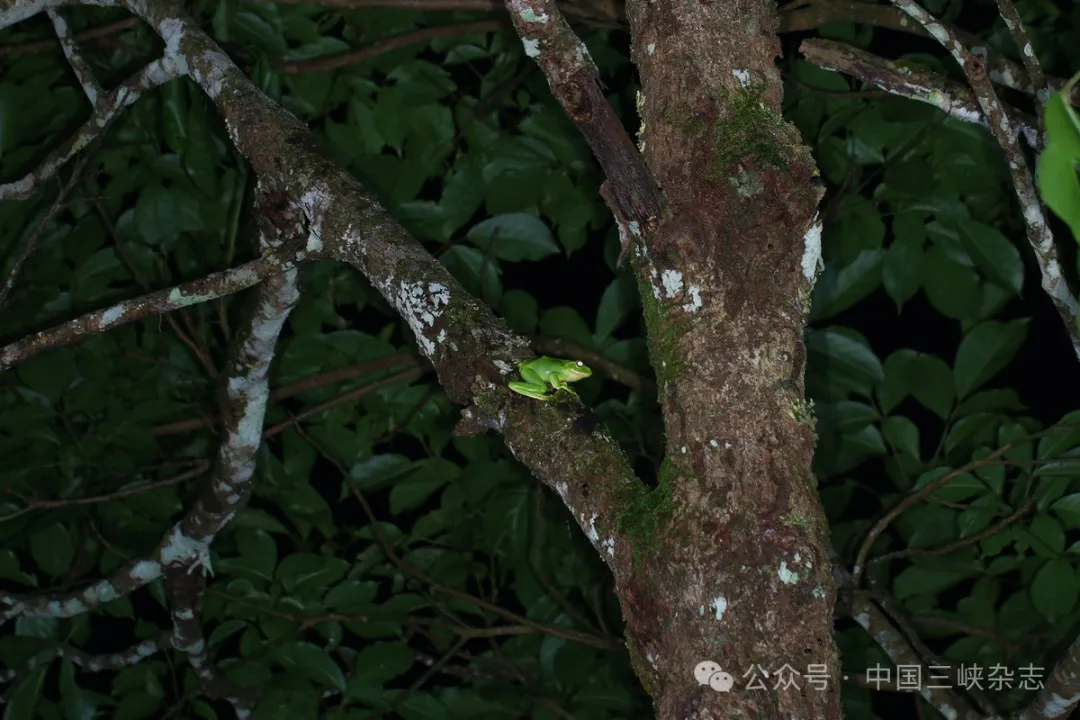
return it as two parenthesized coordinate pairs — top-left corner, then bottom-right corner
(611, 2), (841, 717)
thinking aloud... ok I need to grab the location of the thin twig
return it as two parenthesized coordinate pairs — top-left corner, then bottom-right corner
(0, 461), (210, 523)
(0, 153), (91, 310)
(274, 20), (504, 74)
(0, 16), (138, 57)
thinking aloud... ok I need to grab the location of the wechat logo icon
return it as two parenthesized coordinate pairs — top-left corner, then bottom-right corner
(694, 661), (734, 692)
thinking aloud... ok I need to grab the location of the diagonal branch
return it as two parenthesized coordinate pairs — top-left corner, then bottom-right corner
(0, 152), (91, 310)
(1019, 634), (1080, 720)
(46, 7), (103, 102)
(849, 592), (986, 720)
(0, 192), (302, 623)
(258, 0), (1077, 107)
(113, 0), (646, 575)
(991, 0), (1047, 108)
(0, 55), (182, 201)
(836, 0), (1080, 358)
(274, 18), (505, 74)
(0, 243), (313, 372)
(0, 15), (138, 56)
(502, 0), (663, 252)
(800, 39), (1038, 145)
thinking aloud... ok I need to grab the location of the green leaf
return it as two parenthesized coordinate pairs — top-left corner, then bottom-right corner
(914, 468), (984, 503)
(814, 401), (879, 433)
(810, 249), (883, 321)
(29, 523), (75, 577)
(17, 348), (79, 405)
(877, 349), (914, 414)
(953, 218), (1023, 294)
(161, 81), (188, 154)
(397, 201), (448, 243)
(945, 414), (998, 455)
(236, 529), (278, 579)
(953, 319), (1030, 398)
(325, 580), (379, 611)
(882, 231), (923, 312)
(797, 59), (850, 92)
(231, 11), (288, 54)
(1038, 410), (1080, 459)
(439, 245), (502, 305)
(922, 245), (980, 320)
(350, 455), (415, 491)
(909, 354), (954, 420)
(440, 163), (485, 234)
(893, 565), (965, 600)
(595, 276), (639, 341)
(539, 633), (567, 683)
(1037, 149), (1080, 244)
(1052, 494), (1080, 527)
(882, 416), (920, 459)
(541, 172), (595, 250)
(467, 213), (560, 262)
(956, 389), (1025, 417)
(498, 289), (538, 335)
(815, 425), (886, 476)
(182, 96), (219, 197)
(73, 248), (126, 304)
(829, 195), (886, 263)
(806, 327), (884, 396)
(353, 642), (414, 685)
(1029, 514), (1066, 555)
(275, 641), (347, 691)
(60, 659), (98, 720)
(0, 550), (37, 587)
(906, 505), (957, 548)
(540, 306), (594, 350)
(4, 665), (47, 720)
(275, 554), (348, 594)
(1031, 558), (1078, 621)
(484, 487), (529, 556)
(134, 184), (206, 245)
(1037, 86), (1080, 243)
(397, 693), (450, 720)
(232, 508), (290, 534)
(390, 472), (451, 515)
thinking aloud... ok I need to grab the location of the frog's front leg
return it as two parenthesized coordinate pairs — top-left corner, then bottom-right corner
(548, 376), (575, 394)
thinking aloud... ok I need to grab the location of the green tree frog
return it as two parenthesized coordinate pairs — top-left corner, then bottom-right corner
(508, 356), (592, 401)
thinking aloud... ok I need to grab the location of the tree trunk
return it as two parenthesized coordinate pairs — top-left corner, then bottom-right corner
(607, 2), (841, 716)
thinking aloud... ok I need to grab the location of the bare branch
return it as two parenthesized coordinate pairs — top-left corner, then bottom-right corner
(992, 0), (1047, 107)
(0, 192), (301, 623)
(109, 0), (644, 571)
(874, 0), (1079, 356)
(0, 56), (182, 201)
(0, 461), (209, 523)
(0, 15), (137, 56)
(849, 593), (985, 720)
(502, 0), (663, 260)
(46, 8), (103, 102)
(1019, 635), (1080, 719)
(274, 19), (505, 74)
(0, 152), (91, 310)
(0, 244), (311, 372)
(0, 632), (169, 687)
(260, 0), (1076, 107)
(800, 39), (1038, 146)
(164, 562), (256, 715)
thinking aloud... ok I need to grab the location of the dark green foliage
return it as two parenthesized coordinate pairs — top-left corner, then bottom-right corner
(2, 1), (1080, 719)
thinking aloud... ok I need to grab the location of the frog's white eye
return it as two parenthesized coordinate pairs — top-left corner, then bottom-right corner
(576, 361), (583, 366)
